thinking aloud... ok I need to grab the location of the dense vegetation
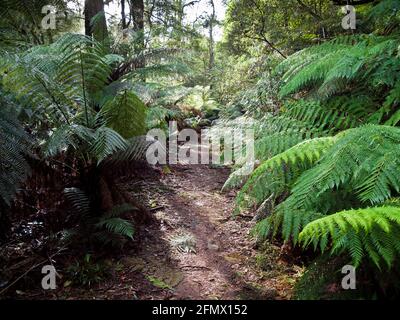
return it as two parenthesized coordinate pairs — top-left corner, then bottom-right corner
(220, 0), (400, 299)
(1, 0), (400, 300)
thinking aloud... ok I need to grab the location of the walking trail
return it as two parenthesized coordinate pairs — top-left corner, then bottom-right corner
(116, 164), (299, 300)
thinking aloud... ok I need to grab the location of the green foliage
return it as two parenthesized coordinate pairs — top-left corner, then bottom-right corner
(283, 99), (368, 133)
(0, 33), (150, 236)
(235, 136), (337, 211)
(221, 0), (400, 291)
(277, 34), (400, 117)
(0, 0), (74, 48)
(146, 275), (172, 290)
(96, 203), (135, 241)
(223, 0), (341, 55)
(101, 90), (147, 138)
(222, 96), (357, 194)
(213, 55), (281, 117)
(63, 188), (135, 247)
(284, 125), (400, 211)
(0, 106), (31, 209)
(299, 206), (400, 269)
(1, 0), (400, 299)
(368, 0), (400, 34)
(56, 34), (111, 112)
(90, 127), (128, 163)
(66, 254), (110, 287)
(2, 35), (97, 125)
(294, 255), (360, 300)
(250, 125), (400, 245)
(146, 105), (181, 130)
(102, 135), (156, 166)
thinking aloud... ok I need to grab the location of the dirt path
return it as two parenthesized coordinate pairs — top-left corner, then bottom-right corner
(6, 163), (298, 300)
(120, 164), (298, 300)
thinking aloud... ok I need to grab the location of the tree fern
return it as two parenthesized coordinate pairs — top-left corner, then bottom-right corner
(253, 125), (400, 245)
(100, 90), (147, 138)
(89, 127), (128, 163)
(235, 136), (337, 212)
(278, 34), (400, 106)
(299, 206), (400, 269)
(55, 34), (111, 121)
(64, 188), (135, 245)
(0, 107), (31, 208)
(283, 125), (400, 212)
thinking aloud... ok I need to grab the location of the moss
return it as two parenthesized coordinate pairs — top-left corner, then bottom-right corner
(146, 275), (172, 290)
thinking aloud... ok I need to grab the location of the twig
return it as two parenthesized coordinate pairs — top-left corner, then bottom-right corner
(150, 206), (165, 212)
(0, 247), (67, 296)
(0, 260), (48, 296)
(238, 214), (254, 219)
(181, 265), (211, 271)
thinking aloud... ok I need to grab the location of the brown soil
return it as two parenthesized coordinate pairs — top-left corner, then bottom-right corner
(3, 163), (300, 300)
(117, 164), (299, 300)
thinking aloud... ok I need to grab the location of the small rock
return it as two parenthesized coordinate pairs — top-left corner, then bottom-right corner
(207, 240), (219, 251)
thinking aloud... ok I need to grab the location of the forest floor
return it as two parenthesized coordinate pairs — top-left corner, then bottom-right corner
(111, 164), (302, 300)
(2, 163), (302, 300)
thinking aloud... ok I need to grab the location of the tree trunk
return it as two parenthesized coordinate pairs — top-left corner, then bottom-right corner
(208, 0), (215, 72)
(121, 0), (127, 29)
(175, 0), (184, 42)
(130, 0), (145, 31)
(84, 0), (108, 42)
(129, 0), (145, 69)
(207, 0), (216, 89)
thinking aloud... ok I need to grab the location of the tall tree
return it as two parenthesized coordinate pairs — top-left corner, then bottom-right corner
(121, 0), (128, 29)
(84, 0), (108, 42)
(129, 0), (145, 68)
(208, 0), (216, 71)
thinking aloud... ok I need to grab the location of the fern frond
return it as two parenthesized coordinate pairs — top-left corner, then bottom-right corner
(283, 125), (400, 213)
(235, 136), (336, 211)
(102, 135), (157, 168)
(299, 206), (400, 269)
(278, 34), (400, 111)
(0, 113), (31, 206)
(100, 90), (147, 139)
(43, 124), (95, 157)
(55, 34), (111, 113)
(96, 217), (134, 239)
(64, 187), (91, 217)
(89, 127), (128, 163)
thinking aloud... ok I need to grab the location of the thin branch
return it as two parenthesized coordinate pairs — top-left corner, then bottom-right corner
(247, 0), (287, 59)
(0, 247), (67, 296)
(296, 0), (323, 20)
